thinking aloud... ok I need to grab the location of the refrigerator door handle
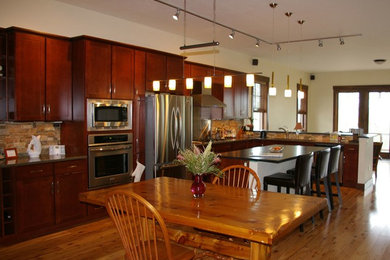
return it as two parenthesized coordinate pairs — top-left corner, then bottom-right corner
(176, 108), (182, 150)
(170, 108), (177, 151)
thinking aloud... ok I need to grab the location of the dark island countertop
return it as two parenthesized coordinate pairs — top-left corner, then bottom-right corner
(0, 154), (87, 168)
(220, 145), (327, 163)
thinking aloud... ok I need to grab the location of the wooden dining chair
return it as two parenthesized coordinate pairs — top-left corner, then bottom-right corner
(212, 165), (261, 190)
(105, 191), (195, 260)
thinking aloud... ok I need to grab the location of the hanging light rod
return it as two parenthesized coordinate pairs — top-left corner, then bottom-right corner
(154, 0), (272, 44)
(180, 41), (220, 50)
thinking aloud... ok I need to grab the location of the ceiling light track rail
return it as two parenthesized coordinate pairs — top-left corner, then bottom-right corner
(154, 0), (362, 48)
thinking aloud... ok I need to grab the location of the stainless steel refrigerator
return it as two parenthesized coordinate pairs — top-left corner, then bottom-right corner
(145, 94), (193, 179)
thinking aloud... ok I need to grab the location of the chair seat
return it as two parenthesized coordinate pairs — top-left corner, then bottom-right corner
(263, 172), (294, 188)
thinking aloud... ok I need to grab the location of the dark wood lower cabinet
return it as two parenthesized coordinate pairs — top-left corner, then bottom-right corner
(2, 159), (88, 243)
(15, 164), (55, 234)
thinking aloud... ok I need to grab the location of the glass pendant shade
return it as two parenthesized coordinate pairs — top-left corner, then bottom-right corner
(152, 81), (160, 91)
(204, 76), (212, 89)
(269, 87), (277, 96)
(284, 75), (291, 97)
(246, 74), (254, 87)
(298, 90), (304, 99)
(224, 75), (232, 88)
(168, 79), (176, 91)
(186, 78), (193, 89)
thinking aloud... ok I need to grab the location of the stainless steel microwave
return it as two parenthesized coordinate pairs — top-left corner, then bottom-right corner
(87, 99), (132, 131)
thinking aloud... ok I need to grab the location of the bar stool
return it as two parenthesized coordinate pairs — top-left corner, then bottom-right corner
(311, 148), (332, 212)
(327, 145), (342, 209)
(263, 153), (314, 195)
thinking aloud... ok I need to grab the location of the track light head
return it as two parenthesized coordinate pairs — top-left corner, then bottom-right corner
(277, 44), (281, 51)
(172, 9), (180, 21)
(255, 39), (260, 47)
(229, 30), (235, 39)
(339, 37), (345, 45)
(318, 40), (323, 47)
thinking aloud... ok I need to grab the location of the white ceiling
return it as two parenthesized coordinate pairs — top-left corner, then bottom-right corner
(57, 0), (390, 72)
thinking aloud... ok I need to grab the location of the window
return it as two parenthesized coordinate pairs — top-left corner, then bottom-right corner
(252, 75), (269, 131)
(296, 84), (308, 131)
(334, 85), (390, 154)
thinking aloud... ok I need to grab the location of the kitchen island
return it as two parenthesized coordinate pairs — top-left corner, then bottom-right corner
(197, 132), (374, 190)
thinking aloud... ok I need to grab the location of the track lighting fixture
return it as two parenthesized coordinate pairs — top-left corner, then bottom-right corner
(172, 8), (180, 21)
(255, 39), (260, 47)
(339, 37), (345, 45)
(277, 44), (281, 51)
(229, 30), (235, 39)
(318, 40), (323, 47)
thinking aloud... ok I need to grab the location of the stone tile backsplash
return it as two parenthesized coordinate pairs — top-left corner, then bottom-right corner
(0, 122), (61, 156)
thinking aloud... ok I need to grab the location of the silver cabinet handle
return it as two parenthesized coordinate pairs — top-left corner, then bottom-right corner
(47, 104), (51, 114)
(42, 105), (46, 114)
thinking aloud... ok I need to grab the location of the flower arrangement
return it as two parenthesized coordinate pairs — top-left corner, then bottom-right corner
(175, 141), (222, 176)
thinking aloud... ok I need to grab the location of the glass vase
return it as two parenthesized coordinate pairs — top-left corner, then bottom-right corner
(191, 174), (206, 198)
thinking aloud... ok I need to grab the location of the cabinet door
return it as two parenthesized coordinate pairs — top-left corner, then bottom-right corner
(166, 56), (184, 94)
(145, 52), (166, 92)
(0, 30), (6, 121)
(342, 145), (358, 186)
(133, 96), (146, 170)
(54, 160), (87, 224)
(134, 50), (146, 96)
(111, 45), (134, 99)
(85, 40), (111, 99)
(15, 164), (55, 233)
(223, 86), (234, 119)
(14, 32), (45, 121)
(46, 37), (72, 121)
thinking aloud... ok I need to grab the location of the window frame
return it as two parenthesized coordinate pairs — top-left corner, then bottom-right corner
(251, 75), (269, 130)
(296, 84), (308, 131)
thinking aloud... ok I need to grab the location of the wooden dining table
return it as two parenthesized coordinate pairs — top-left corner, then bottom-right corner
(79, 177), (327, 259)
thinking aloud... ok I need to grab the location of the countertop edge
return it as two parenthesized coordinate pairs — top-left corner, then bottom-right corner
(0, 155), (87, 168)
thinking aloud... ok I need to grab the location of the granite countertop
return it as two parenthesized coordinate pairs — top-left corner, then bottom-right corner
(0, 154), (87, 168)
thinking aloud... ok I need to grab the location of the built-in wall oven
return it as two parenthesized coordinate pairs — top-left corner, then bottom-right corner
(88, 133), (133, 189)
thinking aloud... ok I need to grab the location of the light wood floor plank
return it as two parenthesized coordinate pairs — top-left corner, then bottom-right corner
(1, 160), (390, 259)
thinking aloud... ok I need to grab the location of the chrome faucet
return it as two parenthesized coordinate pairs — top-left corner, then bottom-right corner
(279, 127), (289, 139)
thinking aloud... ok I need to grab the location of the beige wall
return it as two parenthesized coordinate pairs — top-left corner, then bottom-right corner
(309, 69), (390, 132)
(11, 0), (390, 133)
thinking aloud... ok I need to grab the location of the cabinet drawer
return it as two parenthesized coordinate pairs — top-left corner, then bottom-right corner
(16, 164), (53, 180)
(54, 160), (86, 175)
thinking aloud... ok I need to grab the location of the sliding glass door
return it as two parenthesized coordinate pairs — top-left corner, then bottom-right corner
(369, 92), (390, 152)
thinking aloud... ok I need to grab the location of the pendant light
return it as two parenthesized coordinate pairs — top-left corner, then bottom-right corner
(269, 3), (278, 96)
(246, 74), (254, 87)
(204, 76), (212, 89)
(153, 81), (160, 92)
(224, 75), (232, 88)
(284, 11), (292, 98)
(298, 78), (304, 99)
(297, 20), (305, 99)
(186, 78), (193, 89)
(284, 75), (292, 97)
(168, 79), (176, 91)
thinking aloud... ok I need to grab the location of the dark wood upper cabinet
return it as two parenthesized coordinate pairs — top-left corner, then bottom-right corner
(166, 55), (184, 94)
(7, 30), (72, 121)
(74, 38), (135, 101)
(8, 31), (45, 121)
(84, 40), (112, 99)
(134, 50), (146, 96)
(111, 45), (134, 100)
(146, 52), (166, 92)
(46, 37), (72, 121)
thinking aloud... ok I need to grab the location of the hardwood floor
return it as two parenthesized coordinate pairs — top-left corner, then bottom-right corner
(1, 160), (390, 259)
